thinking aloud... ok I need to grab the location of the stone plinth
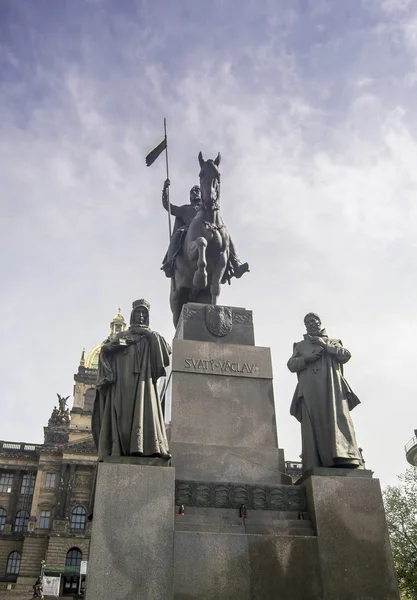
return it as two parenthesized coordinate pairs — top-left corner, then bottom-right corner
(86, 462), (175, 600)
(305, 473), (400, 600)
(170, 305), (289, 484)
(173, 532), (323, 600)
(175, 303), (255, 346)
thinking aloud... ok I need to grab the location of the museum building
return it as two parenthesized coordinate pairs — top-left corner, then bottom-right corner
(0, 310), (127, 598)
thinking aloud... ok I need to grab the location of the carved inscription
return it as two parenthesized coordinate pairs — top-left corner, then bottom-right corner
(184, 358), (260, 375)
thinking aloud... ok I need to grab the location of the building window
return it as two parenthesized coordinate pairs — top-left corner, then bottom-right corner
(6, 551), (21, 575)
(0, 472), (13, 493)
(70, 506), (86, 530)
(84, 388), (95, 412)
(63, 548), (82, 596)
(20, 472), (36, 495)
(0, 507), (6, 531)
(66, 548), (82, 568)
(45, 473), (56, 488)
(14, 510), (29, 533)
(39, 510), (51, 529)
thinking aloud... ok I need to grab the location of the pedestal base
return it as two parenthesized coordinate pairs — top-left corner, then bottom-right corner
(305, 474), (400, 600)
(86, 462), (175, 600)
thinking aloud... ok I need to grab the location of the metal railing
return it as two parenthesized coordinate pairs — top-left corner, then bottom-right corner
(405, 436), (417, 454)
(0, 440), (42, 453)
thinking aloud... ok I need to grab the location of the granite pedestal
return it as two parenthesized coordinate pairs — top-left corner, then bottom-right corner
(168, 304), (400, 599)
(86, 303), (400, 600)
(304, 471), (400, 600)
(86, 462), (175, 600)
(171, 304), (289, 485)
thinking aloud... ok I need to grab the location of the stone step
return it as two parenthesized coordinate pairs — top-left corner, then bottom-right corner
(174, 507), (315, 537)
(175, 520), (315, 537)
(175, 506), (308, 520)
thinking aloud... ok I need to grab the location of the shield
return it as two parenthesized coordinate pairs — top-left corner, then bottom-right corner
(205, 306), (233, 337)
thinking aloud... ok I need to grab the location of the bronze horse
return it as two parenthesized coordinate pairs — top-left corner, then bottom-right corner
(170, 152), (230, 326)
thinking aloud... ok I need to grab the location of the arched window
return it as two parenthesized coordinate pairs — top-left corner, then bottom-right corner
(14, 510), (29, 533)
(64, 548), (82, 596)
(66, 547), (82, 568)
(70, 506), (86, 530)
(84, 388), (95, 412)
(6, 551), (21, 574)
(0, 507), (6, 531)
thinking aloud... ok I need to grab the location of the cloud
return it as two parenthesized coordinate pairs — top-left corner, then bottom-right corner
(0, 0), (416, 487)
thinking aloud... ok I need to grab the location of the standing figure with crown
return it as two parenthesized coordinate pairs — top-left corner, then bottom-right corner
(92, 299), (171, 461)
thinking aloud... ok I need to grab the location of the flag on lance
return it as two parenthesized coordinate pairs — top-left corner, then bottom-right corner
(145, 118), (173, 239)
(145, 137), (167, 167)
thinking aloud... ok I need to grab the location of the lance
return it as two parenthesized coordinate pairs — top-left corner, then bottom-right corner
(163, 118), (172, 240)
(145, 117), (173, 242)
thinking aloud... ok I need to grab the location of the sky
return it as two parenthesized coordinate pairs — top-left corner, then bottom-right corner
(1, 0), (417, 489)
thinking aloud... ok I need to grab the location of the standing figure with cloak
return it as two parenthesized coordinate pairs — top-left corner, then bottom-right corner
(92, 299), (171, 461)
(287, 313), (363, 473)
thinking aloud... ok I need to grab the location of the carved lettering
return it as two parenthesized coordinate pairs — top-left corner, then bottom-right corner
(183, 357), (260, 375)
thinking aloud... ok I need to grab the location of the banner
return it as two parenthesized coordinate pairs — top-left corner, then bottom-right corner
(43, 575), (61, 596)
(145, 137), (167, 167)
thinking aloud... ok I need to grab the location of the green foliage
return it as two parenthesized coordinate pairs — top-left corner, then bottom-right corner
(384, 468), (417, 598)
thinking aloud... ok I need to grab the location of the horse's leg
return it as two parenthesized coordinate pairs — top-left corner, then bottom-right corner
(170, 279), (189, 328)
(188, 236), (208, 290)
(210, 250), (228, 305)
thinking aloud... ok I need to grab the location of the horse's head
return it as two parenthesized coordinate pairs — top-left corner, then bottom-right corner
(198, 151), (221, 210)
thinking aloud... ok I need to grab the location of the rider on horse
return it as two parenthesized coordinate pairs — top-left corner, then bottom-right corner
(161, 178), (249, 282)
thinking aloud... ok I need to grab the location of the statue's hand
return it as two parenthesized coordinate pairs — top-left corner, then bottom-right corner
(163, 178), (170, 190)
(313, 336), (327, 349)
(103, 337), (121, 350)
(305, 348), (323, 363)
(139, 328), (153, 339)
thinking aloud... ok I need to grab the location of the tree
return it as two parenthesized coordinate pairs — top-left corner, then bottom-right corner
(384, 468), (417, 599)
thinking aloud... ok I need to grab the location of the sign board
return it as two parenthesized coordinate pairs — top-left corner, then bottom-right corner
(80, 561), (88, 575)
(43, 575), (61, 597)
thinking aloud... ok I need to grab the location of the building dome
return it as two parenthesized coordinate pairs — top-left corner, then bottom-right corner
(113, 307), (125, 322)
(83, 307), (126, 371)
(85, 344), (102, 370)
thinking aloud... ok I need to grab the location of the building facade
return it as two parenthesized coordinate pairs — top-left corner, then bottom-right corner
(0, 310), (126, 599)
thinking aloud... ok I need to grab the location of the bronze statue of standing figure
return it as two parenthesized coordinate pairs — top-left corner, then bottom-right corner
(92, 299), (171, 461)
(162, 152), (249, 326)
(288, 313), (363, 473)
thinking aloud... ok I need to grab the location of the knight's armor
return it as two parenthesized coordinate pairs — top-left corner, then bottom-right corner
(161, 182), (249, 281)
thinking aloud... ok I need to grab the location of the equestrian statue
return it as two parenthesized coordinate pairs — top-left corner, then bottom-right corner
(161, 152), (249, 326)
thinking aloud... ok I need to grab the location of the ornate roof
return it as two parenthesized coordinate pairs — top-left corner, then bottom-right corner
(113, 307), (125, 322)
(58, 436), (97, 454)
(84, 307), (126, 370)
(85, 343), (102, 370)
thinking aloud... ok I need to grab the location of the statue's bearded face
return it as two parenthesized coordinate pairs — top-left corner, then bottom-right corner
(133, 307), (148, 326)
(190, 186), (201, 206)
(304, 315), (321, 336)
